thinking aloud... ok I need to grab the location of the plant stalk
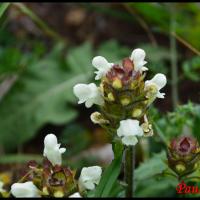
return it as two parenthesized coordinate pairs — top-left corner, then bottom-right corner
(124, 146), (135, 197)
(170, 5), (179, 109)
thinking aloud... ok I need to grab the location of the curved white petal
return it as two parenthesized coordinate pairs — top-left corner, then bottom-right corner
(43, 134), (65, 166)
(122, 136), (138, 146)
(73, 83), (104, 108)
(145, 73), (167, 99)
(130, 48), (147, 72)
(69, 192), (82, 198)
(150, 73), (167, 90)
(44, 134), (58, 149)
(92, 56), (113, 80)
(11, 181), (40, 198)
(78, 166), (102, 191)
(156, 92), (165, 98)
(131, 48), (146, 61)
(59, 148), (66, 154)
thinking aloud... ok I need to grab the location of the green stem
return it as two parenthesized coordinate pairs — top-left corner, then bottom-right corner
(124, 146), (135, 197)
(170, 5), (179, 109)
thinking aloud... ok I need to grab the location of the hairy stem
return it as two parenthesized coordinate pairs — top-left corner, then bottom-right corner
(124, 146), (135, 197)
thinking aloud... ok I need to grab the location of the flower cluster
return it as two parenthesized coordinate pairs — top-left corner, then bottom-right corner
(73, 48), (167, 146)
(167, 136), (200, 177)
(10, 134), (102, 198)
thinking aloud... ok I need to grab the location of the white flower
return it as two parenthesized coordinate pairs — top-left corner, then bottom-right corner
(145, 73), (167, 98)
(69, 192), (82, 198)
(0, 181), (5, 193)
(130, 48), (148, 72)
(43, 134), (66, 166)
(73, 83), (104, 108)
(92, 56), (113, 80)
(11, 181), (41, 198)
(78, 166), (102, 191)
(117, 119), (143, 146)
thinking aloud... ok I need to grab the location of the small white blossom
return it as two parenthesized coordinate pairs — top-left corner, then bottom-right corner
(11, 181), (41, 198)
(92, 56), (113, 80)
(117, 119), (143, 146)
(0, 181), (5, 193)
(73, 83), (104, 108)
(130, 48), (148, 72)
(43, 134), (66, 166)
(69, 192), (82, 198)
(145, 73), (167, 98)
(78, 166), (102, 191)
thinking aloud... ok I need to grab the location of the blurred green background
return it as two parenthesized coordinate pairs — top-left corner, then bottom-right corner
(0, 2), (200, 197)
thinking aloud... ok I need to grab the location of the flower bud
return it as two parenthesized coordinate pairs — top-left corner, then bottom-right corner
(107, 92), (115, 102)
(120, 97), (130, 106)
(132, 108), (142, 118)
(175, 163), (186, 173)
(112, 78), (122, 89)
(54, 190), (64, 198)
(141, 115), (153, 137)
(90, 112), (109, 125)
(167, 136), (200, 177)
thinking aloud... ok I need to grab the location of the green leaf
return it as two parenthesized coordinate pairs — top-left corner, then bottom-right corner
(192, 105), (200, 143)
(88, 149), (123, 197)
(135, 151), (178, 197)
(0, 3), (10, 19)
(0, 42), (93, 151)
(135, 151), (167, 181)
(183, 56), (200, 82)
(128, 3), (169, 30)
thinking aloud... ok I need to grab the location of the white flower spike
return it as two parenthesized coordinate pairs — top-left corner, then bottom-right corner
(11, 181), (41, 198)
(130, 48), (148, 72)
(117, 119), (143, 146)
(43, 134), (66, 166)
(0, 181), (5, 193)
(145, 73), (167, 98)
(92, 56), (113, 80)
(73, 83), (104, 108)
(69, 192), (82, 198)
(78, 166), (102, 191)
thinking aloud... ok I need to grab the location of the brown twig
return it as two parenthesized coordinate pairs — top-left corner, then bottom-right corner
(171, 31), (200, 56)
(123, 3), (158, 47)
